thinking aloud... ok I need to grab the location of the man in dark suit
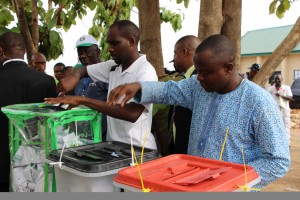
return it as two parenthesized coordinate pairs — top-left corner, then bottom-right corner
(0, 32), (56, 192)
(168, 35), (201, 154)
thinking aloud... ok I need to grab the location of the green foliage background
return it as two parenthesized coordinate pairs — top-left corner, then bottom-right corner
(0, 0), (188, 62)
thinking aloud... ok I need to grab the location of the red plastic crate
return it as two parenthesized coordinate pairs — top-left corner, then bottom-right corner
(113, 154), (260, 192)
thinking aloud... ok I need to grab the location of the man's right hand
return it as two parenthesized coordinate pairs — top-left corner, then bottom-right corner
(56, 74), (80, 96)
(107, 82), (142, 107)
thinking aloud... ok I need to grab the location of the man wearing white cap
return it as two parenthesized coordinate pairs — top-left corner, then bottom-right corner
(74, 35), (109, 141)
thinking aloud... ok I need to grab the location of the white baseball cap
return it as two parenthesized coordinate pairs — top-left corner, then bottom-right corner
(75, 35), (98, 47)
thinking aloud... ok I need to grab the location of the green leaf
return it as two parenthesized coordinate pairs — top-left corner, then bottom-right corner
(80, 7), (87, 16)
(0, 26), (10, 35)
(86, 0), (97, 10)
(24, 1), (32, 13)
(0, 0), (12, 6)
(78, 12), (83, 19)
(269, 0), (278, 14)
(282, 0), (291, 10)
(45, 9), (55, 22)
(0, 9), (14, 26)
(109, 0), (116, 7)
(104, 9), (110, 20)
(161, 9), (170, 22)
(60, 10), (66, 23)
(49, 31), (59, 44)
(276, 3), (286, 19)
(64, 3), (71, 10)
(47, 30), (63, 60)
(68, 8), (76, 20)
(88, 24), (100, 39)
(38, 0), (43, 7)
(61, 0), (69, 4)
(62, 18), (72, 31)
(184, 0), (190, 8)
(48, 16), (57, 30)
(11, 26), (20, 33)
(176, 0), (183, 4)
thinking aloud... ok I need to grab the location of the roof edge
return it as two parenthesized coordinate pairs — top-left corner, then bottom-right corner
(241, 50), (300, 57)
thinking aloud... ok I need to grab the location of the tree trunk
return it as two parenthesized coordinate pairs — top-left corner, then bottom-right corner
(198, 0), (223, 41)
(138, 0), (165, 78)
(221, 0), (242, 71)
(253, 16), (300, 86)
(13, 0), (37, 63)
(199, 0), (241, 71)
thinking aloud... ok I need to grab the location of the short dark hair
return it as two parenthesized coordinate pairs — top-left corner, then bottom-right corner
(54, 62), (65, 68)
(195, 34), (235, 64)
(0, 32), (26, 52)
(63, 66), (73, 72)
(176, 35), (201, 50)
(110, 20), (140, 42)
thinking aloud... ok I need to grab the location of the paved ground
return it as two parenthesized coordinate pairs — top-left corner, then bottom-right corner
(261, 128), (300, 192)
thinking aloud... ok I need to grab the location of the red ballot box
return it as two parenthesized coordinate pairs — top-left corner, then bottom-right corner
(113, 154), (260, 192)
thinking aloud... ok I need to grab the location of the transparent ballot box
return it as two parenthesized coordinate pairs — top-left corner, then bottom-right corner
(1, 103), (102, 192)
(47, 141), (160, 192)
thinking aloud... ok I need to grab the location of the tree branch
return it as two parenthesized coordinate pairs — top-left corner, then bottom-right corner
(32, 0), (39, 49)
(253, 16), (300, 86)
(14, 0), (37, 62)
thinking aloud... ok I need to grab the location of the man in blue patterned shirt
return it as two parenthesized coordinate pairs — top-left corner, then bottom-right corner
(107, 34), (290, 189)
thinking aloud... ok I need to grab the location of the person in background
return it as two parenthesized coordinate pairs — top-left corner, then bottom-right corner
(247, 63), (261, 81)
(31, 52), (56, 89)
(151, 69), (185, 156)
(62, 66), (75, 95)
(30, 52), (47, 73)
(73, 35), (109, 141)
(290, 77), (300, 109)
(63, 66), (74, 77)
(267, 74), (293, 146)
(106, 34), (290, 189)
(168, 35), (201, 154)
(46, 20), (158, 150)
(53, 62), (65, 85)
(0, 32), (56, 192)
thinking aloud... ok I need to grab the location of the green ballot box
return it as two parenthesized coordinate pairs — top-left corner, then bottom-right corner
(1, 103), (102, 192)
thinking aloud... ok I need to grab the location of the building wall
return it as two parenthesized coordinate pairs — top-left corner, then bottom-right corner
(241, 53), (300, 87)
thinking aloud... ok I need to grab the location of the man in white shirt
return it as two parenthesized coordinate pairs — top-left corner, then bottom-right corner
(47, 20), (158, 149)
(267, 74), (293, 145)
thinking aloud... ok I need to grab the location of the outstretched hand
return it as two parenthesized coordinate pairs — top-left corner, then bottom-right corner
(44, 96), (82, 110)
(107, 82), (142, 107)
(56, 74), (80, 96)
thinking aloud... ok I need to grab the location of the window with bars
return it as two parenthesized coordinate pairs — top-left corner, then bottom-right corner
(294, 70), (300, 80)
